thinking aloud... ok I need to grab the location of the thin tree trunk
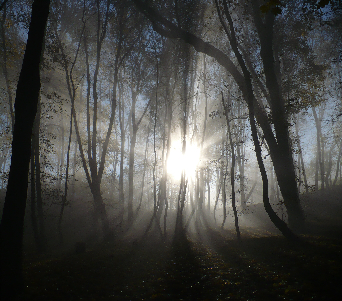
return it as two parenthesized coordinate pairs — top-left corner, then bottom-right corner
(58, 105), (73, 244)
(34, 101), (46, 252)
(333, 139), (342, 186)
(30, 134), (39, 252)
(221, 157), (228, 228)
(214, 157), (223, 224)
(325, 147), (333, 187)
(222, 92), (240, 240)
(246, 83), (299, 241)
(295, 117), (308, 193)
(312, 107), (324, 190)
(136, 126), (150, 215)
(118, 81), (125, 224)
(207, 167), (211, 211)
(0, 5), (14, 133)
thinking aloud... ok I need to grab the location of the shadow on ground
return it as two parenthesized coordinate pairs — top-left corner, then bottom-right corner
(17, 199), (342, 301)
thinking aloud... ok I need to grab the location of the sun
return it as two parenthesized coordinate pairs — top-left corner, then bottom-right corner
(167, 143), (200, 180)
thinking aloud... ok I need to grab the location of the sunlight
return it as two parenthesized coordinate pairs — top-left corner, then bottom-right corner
(167, 143), (200, 180)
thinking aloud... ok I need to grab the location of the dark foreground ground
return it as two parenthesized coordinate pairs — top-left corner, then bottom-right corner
(17, 219), (342, 301)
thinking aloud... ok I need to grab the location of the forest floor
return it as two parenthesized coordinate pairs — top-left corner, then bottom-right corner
(18, 218), (342, 301)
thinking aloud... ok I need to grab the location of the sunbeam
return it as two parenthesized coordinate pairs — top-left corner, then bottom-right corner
(167, 143), (201, 180)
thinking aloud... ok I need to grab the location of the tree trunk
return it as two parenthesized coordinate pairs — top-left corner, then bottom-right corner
(127, 125), (136, 222)
(58, 103), (73, 244)
(34, 101), (46, 252)
(30, 136), (40, 252)
(1, 5), (14, 133)
(132, 0), (305, 232)
(250, 5), (305, 231)
(127, 89), (138, 222)
(312, 107), (324, 190)
(118, 82), (125, 224)
(222, 92), (241, 240)
(68, 5), (122, 238)
(333, 139), (342, 186)
(0, 0), (50, 297)
(295, 117), (308, 193)
(136, 126), (150, 215)
(206, 167), (211, 211)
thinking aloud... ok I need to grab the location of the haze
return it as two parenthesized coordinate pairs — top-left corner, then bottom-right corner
(0, 0), (341, 300)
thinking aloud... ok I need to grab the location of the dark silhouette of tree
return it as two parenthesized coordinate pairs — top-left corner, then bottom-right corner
(0, 0), (51, 297)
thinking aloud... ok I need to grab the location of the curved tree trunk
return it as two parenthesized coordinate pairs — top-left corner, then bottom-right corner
(132, 0), (306, 233)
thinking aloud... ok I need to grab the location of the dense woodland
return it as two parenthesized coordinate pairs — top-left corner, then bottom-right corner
(0, 0), (341, 300)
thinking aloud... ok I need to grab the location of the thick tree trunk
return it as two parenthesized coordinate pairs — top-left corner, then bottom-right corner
(0, 0), (50, 297)
(250, 6), (305, 231)
(90, 178), (110, 239)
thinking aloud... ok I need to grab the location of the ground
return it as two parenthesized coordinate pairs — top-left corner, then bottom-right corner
(18, 218), (342, 301)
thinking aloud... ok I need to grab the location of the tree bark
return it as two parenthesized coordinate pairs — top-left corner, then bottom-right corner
(0, 0), (50, 297)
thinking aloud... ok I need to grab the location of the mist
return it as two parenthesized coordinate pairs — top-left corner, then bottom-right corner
(0, 0), (341, 300)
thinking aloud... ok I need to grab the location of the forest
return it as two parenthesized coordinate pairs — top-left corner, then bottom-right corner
(0, 0), (341, 300)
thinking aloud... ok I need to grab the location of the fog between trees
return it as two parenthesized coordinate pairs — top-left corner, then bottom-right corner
(0, 0), (342, 297)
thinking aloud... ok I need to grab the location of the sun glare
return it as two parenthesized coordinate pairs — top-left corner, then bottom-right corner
(167, 144), (200, 180)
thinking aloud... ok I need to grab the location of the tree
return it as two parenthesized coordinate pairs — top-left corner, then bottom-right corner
(127, 43), (152, 223)
(222, 92), (241, 241)
(0, 0), (50, 297)
(53, 0), (127, 239)
(132, 0), (306, 232)
(30, 100), (47, 252)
